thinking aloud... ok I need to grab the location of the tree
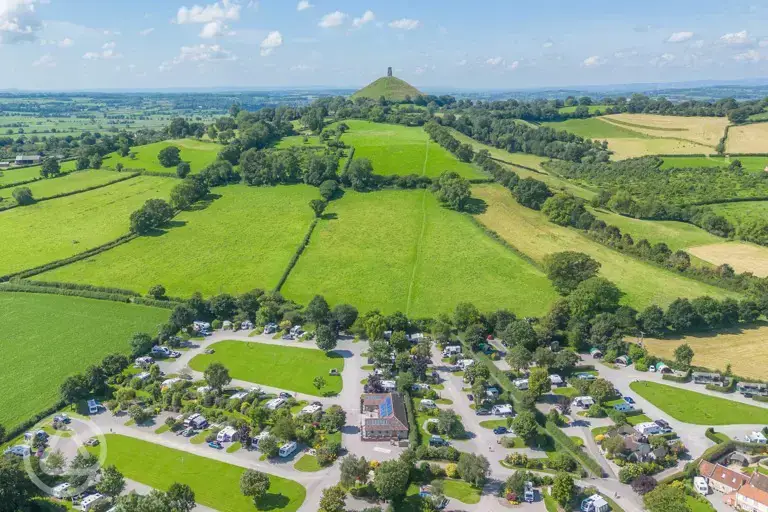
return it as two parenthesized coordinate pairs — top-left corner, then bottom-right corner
(148, 284), (166, 300)
(158, 146), (182, 167)
(319, 180), (339, 201)
(341, 158), (376, 191)
(40, 157), (61, 178)
(339, 455), (368, 487)
(321, 405), (346, 432)
(44, 449), (67, 475)
(12, 186), (34, 205)
(310, 199), (327, 218)
(665, 298), (697, 332)
(673, 343), (694, 369)
(332, 304), (358, 331)
(363, 312), (387, 341)
(434, 171), (471, 211)
(512, 411), (538, 444)
(568, 277), (621, 319)
(257, 434), (278, 457)
(170, 176), (209, 210)
(0, 457), (36, 511)
(176, 161), (191, 178)
(632, 475), (658, 495)
(373, 460), (410, 501)
(129, 199), (174, 234)
(639, 305), (666, 337)
(589, 378), (616, 404)
(306, 295), (331, 325)
(454, 302), (480, 330)
(502, 319), (539, 351)
(0, 423), (6, 443)
(316, 324), (338, 352)
(130, 332), (154, 357)
(643, 484), (688, 512)
(167, 482), (196, 512)
(319, 485), (347, 512)
(514, 178), (552, 210)
(97, 465), (126, 498)
(313, 376), (327, 391)
(457, 453), (490, 486)
(527, 367), (551, 399)
(69, 451), (99, 487)
(240, 470), (271, 506)
(60, 374), (88, 404)
(543, 252), (601, 295)
(505, 345), (533, 372)
(204, 362), (231, 391)
(169, 304), (195, 330)
(552, 473), (575, 506)
(437, 409), (464, 438)
(89, 154), (103, 169)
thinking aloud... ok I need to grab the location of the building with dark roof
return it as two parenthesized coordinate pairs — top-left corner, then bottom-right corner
(361, 393), (409, 441)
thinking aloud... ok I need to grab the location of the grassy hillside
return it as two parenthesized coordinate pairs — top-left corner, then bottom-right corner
(0, 293), (168, 429)
(0, 169), (126, 204)
(104, 139), (221, 174)
(352, 76), (422, 101)
(661, 155), (768, 172)
(0, 159), (78, 186)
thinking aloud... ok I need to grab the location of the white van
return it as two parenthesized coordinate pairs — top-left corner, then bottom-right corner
(694, 477), (709, 495)
(279, 441), (297, 458)
(420, 399), (436, 410)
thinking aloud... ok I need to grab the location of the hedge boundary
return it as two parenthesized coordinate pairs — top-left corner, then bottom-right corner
(273, 218), (319, 292)
(342, 147), (355, 175)
(0, 281), (182, 310)
(18, 280), (140, 297)
(404, 391), (421, 447)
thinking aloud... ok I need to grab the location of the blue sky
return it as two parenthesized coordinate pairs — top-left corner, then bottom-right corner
(2, 0), (768, 90)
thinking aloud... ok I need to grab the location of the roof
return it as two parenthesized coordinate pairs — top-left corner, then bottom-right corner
(699, 460), (716, 477)
(220, 425), (237, 434)
(706, 463), (749, 489)
(363, 393), (409, 432)
(750, 473), (768, 493)
(739, 484), (768, 506)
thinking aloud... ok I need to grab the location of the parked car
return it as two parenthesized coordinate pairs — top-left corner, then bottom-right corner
(655, 419), (670, 429)
(180, 428), (195, 437)
(208, 441), (223, 449)
(204, 349), (215, 354)
(279, 392), (292, 399)
(493, 427), (508, 435)
(467, 394), (474, 402)
(649, 365), (656, 372)
(429, 436), (448, 447)
(624, 396), (635, 405)
(84, 438), (99, 447)
(476, 408), (491, 416)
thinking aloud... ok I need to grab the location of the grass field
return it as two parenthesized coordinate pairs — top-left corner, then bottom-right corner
(543, 118), (648, 139)
(629, 381), (768, 425)
(0, 176), (176, 277)
(558, 105), (609, 114)
(0, 169), (127, 204)
(472, 184), (738, 309)
(661, 155), (768, 172)
(90, 434), (305, 512)
(406, 479), (481, 505)
(281, 189), (558, 317)
(641, 324), (768, 380)
(688, 242), (768, 277)
(38, 185), (319, 296)
(274, 135), (324, 149)
(335, 120), (484, 178)
(189, 340), (344, 396)
(0, 292), (168, 429)
(351, 76), (423, 101)
(710, 201), (768, 225)
(104, 139), (222, 174)
(727, 123), (768, 153)
(602, 114), (729, 147)
(0, 160), (78, 186)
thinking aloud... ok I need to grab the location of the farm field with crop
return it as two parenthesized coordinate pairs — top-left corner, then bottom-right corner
(471, 184), (738, 309)
(688, 242), (768, 277)
(0, 169), (127, 204)
(189, 340), (344, 396)
(0, 292), (169, 429)
(89, 434), (306, 512)
(103, 138), (222, 174)
(281, 189), (558, 317)
(0, 159), (78, 186)
(602, 114), (729, 146)
(0, 176), (176, 277)
(660, 155), (768, 172)
(38, 185), (318, 296)
(335, 120), (484, 178)
(641, 324), (768, 380)
(727, 122), (768, 153)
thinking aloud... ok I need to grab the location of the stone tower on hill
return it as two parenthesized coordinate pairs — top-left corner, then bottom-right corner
(387, 67), (393, 77)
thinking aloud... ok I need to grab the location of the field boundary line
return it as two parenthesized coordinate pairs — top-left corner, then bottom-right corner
(273, 217), (320, 292)
(405, 143), (431, 315)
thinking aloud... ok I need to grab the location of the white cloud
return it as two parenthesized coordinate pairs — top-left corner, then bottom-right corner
(689, 39), (705, 49)
(83, 42), (122, 60)
(0, 0), (43, 43)
(508, 60), (520, 70)
(352, 10), (375, 28)
(32, 54), (55, 67)
(176, 0), (240, 25)
(759, 39), (768, 48)
(485, 56), (504, 67)
(651, 53), (676, 66)
(102, 41), (116, 50)
(58, 37), (74, 48)
(734, 49), (761, 62)
(297, 0), (312, 11)
(582, 55), (606, 67)
(259, 30), (282, 56)
(160, 43), (237, 70)
(456, 59), (467, 66)
(290, 63), (313, 71)
(139, 28), (154, 36)
(614, 49), (639, 59)
(667, 31), (693, 43)
(720, 30), (750, 45)
(318, 11), (346, 28)
(389, 18), (421, 30)
(200, 20), (226, 38)
(542, 40), (554, 48)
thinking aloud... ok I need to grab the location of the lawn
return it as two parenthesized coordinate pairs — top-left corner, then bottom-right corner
(686, 496), (716, 512)
(0, 169), (129, 205)
(281, 189), (558, 317)
(0, 159), (78, 186)
(661, 156), (768, 172)
(479, 419), (509, 429)
(625, 413), (652, 426)
(334, 120), (484, 178)
(711, 200), (768, 226)
(558, 105), (610, 114)
(293, 454), (322, 472)
(543, 118), (647, 139)
(641, 324), (768, 381)
(103, 139), (222, 174)
(629, 381), (768, 425)
(189, 340), (344, 396)
(472, 184), (737, 310)
(274, 135), (324, 149)
(0, 292), (168, 429)
(89, 434), (305, 512)
(406, 479), (481, 505)
(38, 185), (319, 296)
(0, 175), (176, 277)
(553, 387), (578, 398)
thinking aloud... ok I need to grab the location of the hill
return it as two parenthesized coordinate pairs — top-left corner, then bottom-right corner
(352, 76), (423, 101)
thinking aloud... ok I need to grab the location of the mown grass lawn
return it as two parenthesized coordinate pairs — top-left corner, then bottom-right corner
(189, 340), (344, 396)
(39, 185), (319, 296)
(89, 434), (305, 512)
(629, 381), (768, 425)
(686, 496), (716, 512)
(104, 139), (222, 174)
(0, 176), (176, 277)
(478, 419), (509, 429)
(406, 479), (482, 504)
(0, 292), (168, 430)
(282, 189), (558, 317)
(293, 454), (322, 472)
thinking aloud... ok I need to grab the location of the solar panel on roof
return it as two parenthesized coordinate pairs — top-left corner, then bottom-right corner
(379, 396), (393, 417)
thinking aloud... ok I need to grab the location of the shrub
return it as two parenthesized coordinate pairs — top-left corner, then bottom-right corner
(12, 186), (34, 205)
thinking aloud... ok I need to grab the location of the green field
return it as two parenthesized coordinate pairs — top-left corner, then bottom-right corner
(661, 156), (768, 172)
(558, 105), (610, 114)
(189, 340), (344, 396)
(0, 159), (78, 186)
(472, 184), (739, 309)
(543, 118), (648, 139)
(104, 139), (222, 174)
(406, 479), (481, 504)
(90, 434), (305, 512)
(0, 176), (176, 277)
(629, 381), (768, 425)
(336, 120), (484, 178)
(710, 201), (768, 225)
(282, 189), (558, 317)
(0, 169), (126, 204)
(352, 76), (423, 102)
(38, 185), (318, 296)
(0, 292), (168, 429)
(274, 135), (324, 149)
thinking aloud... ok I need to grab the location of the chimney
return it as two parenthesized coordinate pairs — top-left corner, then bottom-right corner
(387, 67), (393, 77)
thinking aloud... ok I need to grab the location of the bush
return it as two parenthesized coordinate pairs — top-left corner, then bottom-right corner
(12, 186), (34, 205)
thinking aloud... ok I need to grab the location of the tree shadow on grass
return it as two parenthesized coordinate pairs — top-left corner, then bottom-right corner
(321, 212), (338, 221)
(651, 320), (768, 341)
(331, 350), (353, 359)
(187, 193), (222, 212)
(256, 493), (290, 511)
(144, 220), (188, 237)
(465, 197), (488, 214)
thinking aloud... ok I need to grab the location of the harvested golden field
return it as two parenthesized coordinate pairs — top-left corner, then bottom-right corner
(602, 114), (729, 147)
(727, 123), (768, 154)
(688, 242), (768, 277)
(642, 325), (768, 380)
(606, 137), (713, 160)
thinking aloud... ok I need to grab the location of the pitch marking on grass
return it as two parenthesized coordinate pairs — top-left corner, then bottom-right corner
(405, 142), (431, 316)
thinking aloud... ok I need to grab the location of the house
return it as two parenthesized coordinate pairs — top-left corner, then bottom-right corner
(0, 161), (10, 168)
(692, 372), (727, 387)
(589, 348), (603, 359)
(655, 362), (672, 374)
(615, 355), (631, 367)
(264, 398), (286, 411)
(623, 437), (652, 462)
(241, 320), (254, 330)
(513, 378), (529, 390)
(746, 431), (767, 444)
(381, 380), (397, 392)
(361, 393), (410, 441)
(3, 445), (30, 457)
(736, 484), (768, 512)
(442, 345), (461, 357)
(217, 426), (240, 443)
(491, 404), (513, 416)
(738, 382), (768, 397)
(614, 402), (635, 413)
(750, 473), (768, 494)
(574, 396), (595, 408)
(15, 155), (41, 165)
(699, 461), (750, 494)
(279, 441), (298, 458)
(634, 422), (662, 436)
(81, 494), (105, 512)
(52, 483), (72, 498)
(581, 494), (610, 512)
(87, 399), (100, 414)
(300, 404), (322, 415)
(549, 374), (564, 386)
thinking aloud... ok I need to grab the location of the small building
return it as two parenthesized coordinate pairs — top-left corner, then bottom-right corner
(581, 494), (610, 512)
(634, 422), (662, 436)
(699, 461), (750, 494)
(492, 404), (513, 416)
(161, 377), (182, 388)
(134, 356), (154, 368)
(746, 431), (767, 444)
(193, 320), (211, 332)
(574, 396), (595, 408)
(230, 391), (249, 401)
(81, 494), (105, 512)
(486, 386), (500, 398)
(692, 372), (727, 387)
(263, 323), (278, 334)
(184, 413), (208, 429)
(655, 362), (672, 374)
(411, 383), (431, 392)
(513, 378), (529, 390)
(87, 399), (100, 414)
(420, 399), (436, 410)
(589, 348), (603, 359)
(135, 371), (151, 382)
(549, 374), (563, 386)
(738, 382), (768, 397)
(458, 359), (475, 369)
(24, 429), (48, 442)
(615, 355), (631, 367)
(15, 155), (41, 165)
(407, 333), (425, 343)
(0, 161), (10, 168)
(264, 398), (286, 411)
(217, 426), (240, 443)
(361, 393), (410, 441)
(197, 385), (212, 394)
